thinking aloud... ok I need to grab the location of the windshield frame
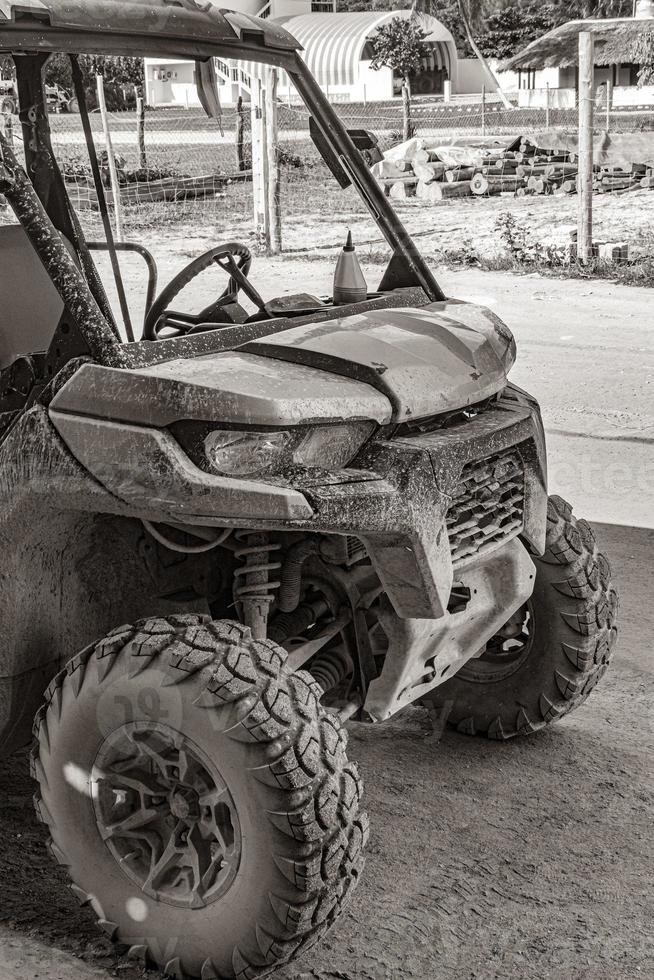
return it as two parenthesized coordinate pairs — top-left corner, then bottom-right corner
(0, 32), (445, 365)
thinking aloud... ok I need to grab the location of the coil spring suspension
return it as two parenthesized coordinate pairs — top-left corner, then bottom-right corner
(234, 531), (281, 640)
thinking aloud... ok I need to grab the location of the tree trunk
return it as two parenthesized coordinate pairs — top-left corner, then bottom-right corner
(402, 75), (412, 142)
(136, 90), (147, 171)
(456, 0), (512, 110)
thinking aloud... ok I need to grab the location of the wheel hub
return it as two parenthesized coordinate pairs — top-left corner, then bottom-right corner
(458, 600), (535, 683)
(92, 722), (241, 909)
(170, 786), (200, 821)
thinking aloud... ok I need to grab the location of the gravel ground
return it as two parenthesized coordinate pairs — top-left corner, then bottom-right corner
(0, 256), (652, 979)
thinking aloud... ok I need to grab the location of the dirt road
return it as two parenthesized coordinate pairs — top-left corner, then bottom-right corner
(1, 262), (652, 979)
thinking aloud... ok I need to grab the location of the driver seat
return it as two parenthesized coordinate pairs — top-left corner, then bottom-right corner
(0, 225), (66, 370)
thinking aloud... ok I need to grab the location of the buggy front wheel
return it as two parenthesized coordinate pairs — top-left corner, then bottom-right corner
(32, 616), (368, 978)
(424, 496), (619, 740)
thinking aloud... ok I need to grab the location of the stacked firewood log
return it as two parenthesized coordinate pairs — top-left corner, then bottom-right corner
(373, 136), (654, 203)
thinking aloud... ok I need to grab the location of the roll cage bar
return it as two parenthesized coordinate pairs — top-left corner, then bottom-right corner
(0, 23), (445, 370)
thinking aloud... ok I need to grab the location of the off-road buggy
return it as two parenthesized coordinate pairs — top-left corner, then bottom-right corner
(0, 2), (618, 977)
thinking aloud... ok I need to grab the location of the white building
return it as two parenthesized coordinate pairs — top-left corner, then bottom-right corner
(144, 0), (491, 108)
(499, 2), (654, 108)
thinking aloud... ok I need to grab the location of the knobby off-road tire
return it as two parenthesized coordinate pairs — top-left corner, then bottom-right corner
(427, 495), (619, 740)
(31, 616), (368, 979)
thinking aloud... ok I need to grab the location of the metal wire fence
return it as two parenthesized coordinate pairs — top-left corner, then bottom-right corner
(2, 88), (654, 254)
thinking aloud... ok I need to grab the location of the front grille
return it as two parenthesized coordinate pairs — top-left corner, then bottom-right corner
(447, 447), (526, 564)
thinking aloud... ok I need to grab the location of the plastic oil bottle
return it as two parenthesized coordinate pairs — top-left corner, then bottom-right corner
(333, 230), (368, 305)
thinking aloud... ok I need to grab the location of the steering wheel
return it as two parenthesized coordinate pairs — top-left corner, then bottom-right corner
(143, 242), (268, 340)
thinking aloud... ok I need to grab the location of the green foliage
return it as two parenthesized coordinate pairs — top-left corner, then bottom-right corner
(369, 16), (430, 80)
(495, 211), (567, 266)
(0, 54), (144, 109)
(340, 0), (637, 60)
(45, 55), (144, 109)
(338, 0), (471, 56)
(474, 2), (554, 60)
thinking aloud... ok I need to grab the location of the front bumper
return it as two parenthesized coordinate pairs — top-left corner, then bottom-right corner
(50, 385), (547, 621)
(364, 536), (536, 721)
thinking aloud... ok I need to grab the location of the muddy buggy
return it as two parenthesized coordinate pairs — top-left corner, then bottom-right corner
(0, 3), (618, 978)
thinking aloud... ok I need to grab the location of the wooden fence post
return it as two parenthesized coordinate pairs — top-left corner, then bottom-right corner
(236, 95), (245, 171)
(136, 93), (147, 170)
(545, 82), (551, 130)
(251, 78), (269, 247)
(481, 85), (486, 137)
(577, 32), (594, 264)
(96, 74), (124, 243)
(265, 68), (282, 254)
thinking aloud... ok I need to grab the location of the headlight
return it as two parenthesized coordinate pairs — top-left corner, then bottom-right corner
(204, 422), (375, 478)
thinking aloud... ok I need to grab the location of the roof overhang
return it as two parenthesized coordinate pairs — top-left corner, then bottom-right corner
(260, 10), (458, 88)
(0, 0), (302, 62)
(503, 16), (654, 71)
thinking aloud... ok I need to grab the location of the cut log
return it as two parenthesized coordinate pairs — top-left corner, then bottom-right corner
(544, 163), (578, 178)
(373, 159), (406, 179)
(516, 164), (550, 178)
(389, 179), (416, 200)
(413, 161), (446, 183)
(411, 149), (431, 167)
(640, 175), (654, 189)
(484, 161), (518, 174)
(600, 176), (638, 190)
(419, 180), (473, 203)
(526, 176), (553, 194)
(470, 174), (502, 196)
(445, 166), (476, 183)
(561, 179), (578, 194)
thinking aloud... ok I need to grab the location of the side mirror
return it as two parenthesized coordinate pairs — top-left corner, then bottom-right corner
(310, 118), (382, 189)
(194, 59), (222, 121)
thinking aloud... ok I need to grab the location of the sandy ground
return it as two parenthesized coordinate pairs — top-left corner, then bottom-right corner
(0, 243), (652, 979)
(276, 188), (654, 259)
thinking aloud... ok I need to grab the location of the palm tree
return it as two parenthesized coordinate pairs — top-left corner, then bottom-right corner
(412, 0), (513, 109)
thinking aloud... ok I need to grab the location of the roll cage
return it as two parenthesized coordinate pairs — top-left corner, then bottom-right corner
(0, 0), (444, 378)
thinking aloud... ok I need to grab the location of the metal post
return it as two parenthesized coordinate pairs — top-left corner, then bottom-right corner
(546, 82), (551, 130)
(265, 67), (282, 254)
(577, 32), (594, 264)
(96, 74), (124, 243)
(251, 78), (268, 243)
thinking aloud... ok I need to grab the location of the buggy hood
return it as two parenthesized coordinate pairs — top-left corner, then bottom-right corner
(51, 302), (516, 427)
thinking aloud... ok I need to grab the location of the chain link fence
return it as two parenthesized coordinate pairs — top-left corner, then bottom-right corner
(2, 87), (654, 258)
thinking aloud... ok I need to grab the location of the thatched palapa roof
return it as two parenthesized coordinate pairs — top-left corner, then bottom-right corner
(503, 18), (654, 71)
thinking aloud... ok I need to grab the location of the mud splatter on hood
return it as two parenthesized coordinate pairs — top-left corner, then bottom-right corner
(240, 301), (516, 422)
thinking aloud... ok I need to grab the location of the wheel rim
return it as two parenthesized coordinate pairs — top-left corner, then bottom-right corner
(92, 722), (241, 909)
(457, 600), (535, 684)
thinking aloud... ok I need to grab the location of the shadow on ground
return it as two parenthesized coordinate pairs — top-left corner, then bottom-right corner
(0, 524), (652, 980)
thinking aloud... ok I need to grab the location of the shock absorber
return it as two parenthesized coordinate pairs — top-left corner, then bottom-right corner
(233, 532), (281, 640)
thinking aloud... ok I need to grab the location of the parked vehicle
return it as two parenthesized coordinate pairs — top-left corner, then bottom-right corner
(0, 2), (618, 978)
(46, 82), (79, 113)
(1, 78), (78, 113)
(0, 77), (17, 114)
